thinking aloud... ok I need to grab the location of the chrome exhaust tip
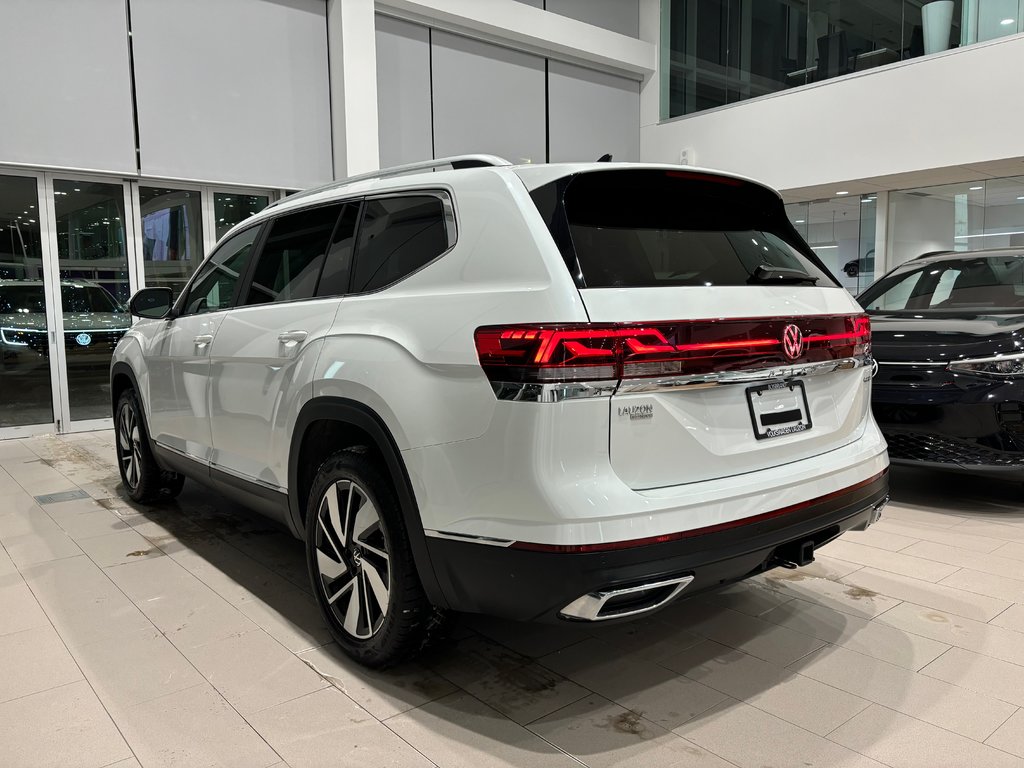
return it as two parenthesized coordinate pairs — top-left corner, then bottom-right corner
(559, 574), (694, 621)
(870, 495), (889, 526)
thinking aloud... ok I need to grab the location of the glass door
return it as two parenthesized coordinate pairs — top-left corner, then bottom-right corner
(43, 174), (137, 431)
(0, 171), (62, 436)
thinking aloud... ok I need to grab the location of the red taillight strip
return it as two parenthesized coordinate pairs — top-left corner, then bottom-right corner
(508, 469), (888, 554)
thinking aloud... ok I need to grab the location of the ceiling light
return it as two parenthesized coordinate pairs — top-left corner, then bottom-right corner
(1017, 196), (1024, 200)
(1000, 17), (1014, 24)
(836, 191), (849, 196)
(969, 186), (983, 190)
(812, 244), (838, 249)
(794, 219), (805, 223)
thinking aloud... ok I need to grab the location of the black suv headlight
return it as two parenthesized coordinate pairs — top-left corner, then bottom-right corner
(1, 328), (33, 346)
(948, 353), (1024, 378)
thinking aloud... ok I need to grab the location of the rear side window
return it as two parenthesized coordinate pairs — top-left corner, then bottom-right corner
(530, 170), (835, 289)
(351, 195), (450, 293)
(242, 204), (341, 305)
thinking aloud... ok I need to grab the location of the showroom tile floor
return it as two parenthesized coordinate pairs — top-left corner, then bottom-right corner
(3, 433), (1024, 767)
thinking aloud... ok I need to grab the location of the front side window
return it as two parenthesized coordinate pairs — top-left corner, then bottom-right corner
(351, 195), (450, 293)
(861, 255), (1024, 312)
(242, 205), (341, 306)
(181, 226), (260, 315)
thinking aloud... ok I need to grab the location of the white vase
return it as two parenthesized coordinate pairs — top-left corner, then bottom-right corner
(922, 0), (955, 54)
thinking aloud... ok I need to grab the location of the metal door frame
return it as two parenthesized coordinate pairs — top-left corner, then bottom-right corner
(41, 171), (141, 434)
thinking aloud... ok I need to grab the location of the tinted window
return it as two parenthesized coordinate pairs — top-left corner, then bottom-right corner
(60, 284), (124, 313)
(316, 203), (360, 297)
(531, 170), (835, 289)
(352, 195), (449, 293)
(243, 205), (340, 306)
(0, 284), (46, 313)
(861, 255), (1024, 312)
(182, 226), (259, 315)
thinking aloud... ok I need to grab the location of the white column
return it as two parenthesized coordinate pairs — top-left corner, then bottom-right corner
(875, 190), (890, 276)
(327, 0), (381, 179)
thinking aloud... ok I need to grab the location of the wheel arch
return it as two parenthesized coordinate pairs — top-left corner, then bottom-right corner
(288, 397), (448, 608)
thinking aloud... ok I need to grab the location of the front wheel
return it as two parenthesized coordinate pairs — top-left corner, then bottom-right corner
(115, 389), (184, 504)
(305, 450), (444, 668)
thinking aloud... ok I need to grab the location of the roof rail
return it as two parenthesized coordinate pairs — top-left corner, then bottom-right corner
(269, 154), (512, 208)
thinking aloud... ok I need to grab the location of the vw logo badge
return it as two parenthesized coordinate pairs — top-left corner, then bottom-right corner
(782, 324), (803, 360)
(75, 333), (92, 347)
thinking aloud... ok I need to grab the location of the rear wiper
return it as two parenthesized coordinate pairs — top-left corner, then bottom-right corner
(748, 264), (819, 285)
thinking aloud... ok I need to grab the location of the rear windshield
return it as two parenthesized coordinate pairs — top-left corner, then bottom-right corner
(860, 254), (1024, 313)
(529, 169), (835, 289)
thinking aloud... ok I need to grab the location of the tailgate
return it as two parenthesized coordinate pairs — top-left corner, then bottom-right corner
(523, 167), (873, 490)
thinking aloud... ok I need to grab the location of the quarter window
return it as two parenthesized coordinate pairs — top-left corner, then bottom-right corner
(351, 195), (450, 293)
(181, 226), (259, 315)
(242, 205), (341, 306)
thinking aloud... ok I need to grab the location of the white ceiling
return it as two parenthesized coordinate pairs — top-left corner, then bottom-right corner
(781, 157), (1024, 203)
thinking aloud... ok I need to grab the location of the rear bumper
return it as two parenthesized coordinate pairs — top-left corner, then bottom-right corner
(425, 470), (889, 622)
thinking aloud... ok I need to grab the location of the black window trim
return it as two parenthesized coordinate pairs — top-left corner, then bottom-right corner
(346, 189), (458, 297)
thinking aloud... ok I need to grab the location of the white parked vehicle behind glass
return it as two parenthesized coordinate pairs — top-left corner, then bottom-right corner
(112, 156), (889, 667)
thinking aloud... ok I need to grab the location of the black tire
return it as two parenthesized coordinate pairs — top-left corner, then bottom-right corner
(115, 388), (185, 504)
(305, 450), (445, 668)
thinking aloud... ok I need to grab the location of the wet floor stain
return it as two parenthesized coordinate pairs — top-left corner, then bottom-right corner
(765, 570), (806, 583)
(925, 611), (949, 623)
(605, 711), (646, 736)
(844, 586), (878, 600)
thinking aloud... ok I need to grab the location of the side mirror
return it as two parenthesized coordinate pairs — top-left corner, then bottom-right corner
(129, 287), (174, 319)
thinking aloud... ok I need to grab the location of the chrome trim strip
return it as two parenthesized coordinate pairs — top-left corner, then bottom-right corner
(209, 461), (287, 495)
(616, 356), (870, 394)
(425, 530), (514, 547)
(492, 380), (618, 403)
(877, 360), (940, 366)
(559, 575), (695, 621)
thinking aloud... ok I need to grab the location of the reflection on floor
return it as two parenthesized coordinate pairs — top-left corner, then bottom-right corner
(2, 433), (1024, 767)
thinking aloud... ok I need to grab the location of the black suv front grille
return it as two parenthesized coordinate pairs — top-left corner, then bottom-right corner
(884, 430), (1024, 467)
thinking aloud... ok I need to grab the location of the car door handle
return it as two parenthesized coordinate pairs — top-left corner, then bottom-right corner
(277, 331), (308, 344)
(193, 334), (214, 348)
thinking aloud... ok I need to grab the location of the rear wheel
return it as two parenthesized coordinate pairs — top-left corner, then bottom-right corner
(305, 450), (444, 668)
(115, 389), (184, 504)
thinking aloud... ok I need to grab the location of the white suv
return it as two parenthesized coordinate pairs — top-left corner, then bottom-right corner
(112, 156), (889, 667)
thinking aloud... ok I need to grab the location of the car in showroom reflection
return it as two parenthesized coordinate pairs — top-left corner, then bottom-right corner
(0, 279), (130, 374)
(860, 249), (1024, 480)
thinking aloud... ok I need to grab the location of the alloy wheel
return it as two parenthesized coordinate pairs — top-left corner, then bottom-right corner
(313, 479), (392, 639)
(117, 403), (142, 490)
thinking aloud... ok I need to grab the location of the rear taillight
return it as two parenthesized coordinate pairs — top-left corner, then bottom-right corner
(474, 314), (870, 385)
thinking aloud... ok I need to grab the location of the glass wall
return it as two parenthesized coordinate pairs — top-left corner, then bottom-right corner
(140, 186), (204, 298)
(0, 174), (52, 428)
(661, 0), (1021, 118)
(53, 179), (132, 422)
(215, 192), (269, 240)
(787, 193), (877, 293)
(889, 176), (1024, 268)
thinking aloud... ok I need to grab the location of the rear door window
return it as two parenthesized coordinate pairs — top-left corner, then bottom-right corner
(315, 203), (361, 297)
(351, 194), (451, 293)
(241, 204), (341, 305)
(530, 169), (835, 289)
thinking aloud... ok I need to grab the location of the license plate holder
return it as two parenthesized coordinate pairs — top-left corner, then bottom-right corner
(746, 380), (812, 440)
